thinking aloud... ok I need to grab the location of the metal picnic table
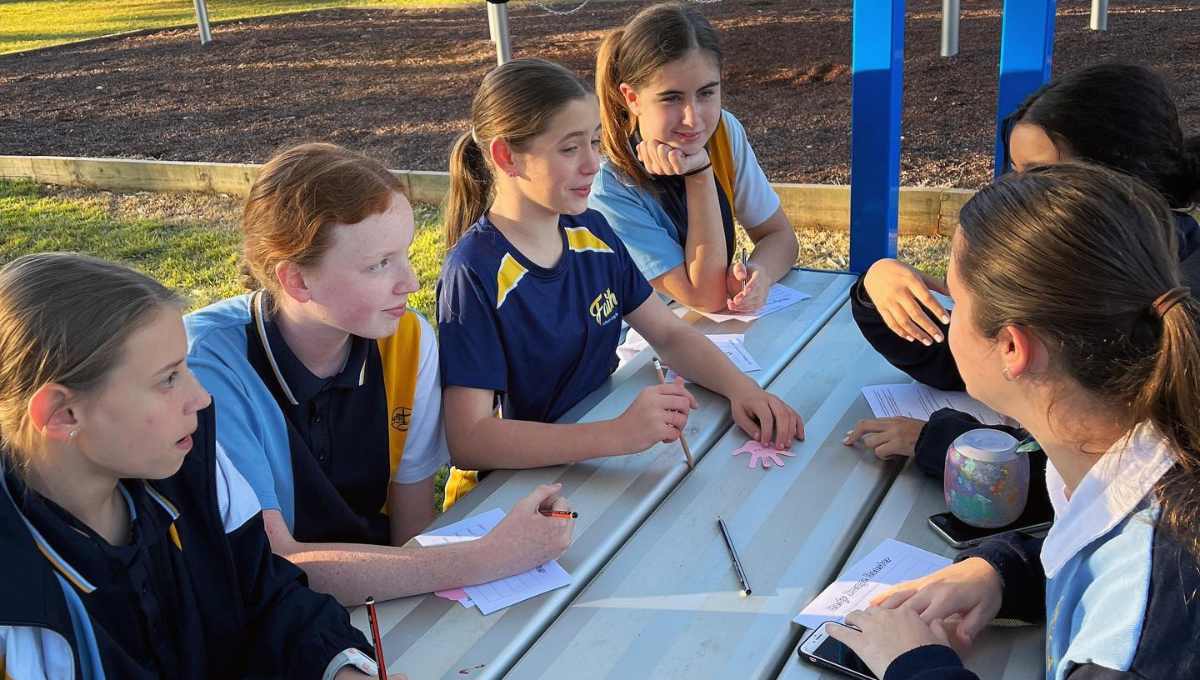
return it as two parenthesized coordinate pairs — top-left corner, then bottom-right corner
(506, 302), (912, 679)
(349, 269), (856, 679)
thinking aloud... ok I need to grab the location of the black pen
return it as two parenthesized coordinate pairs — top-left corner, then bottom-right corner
(717, 516), (752, 596)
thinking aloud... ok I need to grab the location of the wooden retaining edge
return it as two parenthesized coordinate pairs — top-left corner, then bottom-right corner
(0, 155), (972, 236)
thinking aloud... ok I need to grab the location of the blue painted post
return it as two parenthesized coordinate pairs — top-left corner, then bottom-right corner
(848, 0), (905, 274)
(994, 0), (1056, 176)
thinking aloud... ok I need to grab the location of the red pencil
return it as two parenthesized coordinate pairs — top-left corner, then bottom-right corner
(539, 509), (578, 519)
(365, 597), (388, 680)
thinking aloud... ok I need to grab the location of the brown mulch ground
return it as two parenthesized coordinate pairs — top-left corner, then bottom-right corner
(2, 0), (1197, 188)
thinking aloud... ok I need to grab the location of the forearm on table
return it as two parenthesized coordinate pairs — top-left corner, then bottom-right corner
(447, 416), (631, 470)
(283, 537), (512, 605)
(656, 324), (755, 398)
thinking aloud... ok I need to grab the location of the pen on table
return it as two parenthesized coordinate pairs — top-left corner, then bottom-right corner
(651, 357), (695, 469)
(717, 516), (752, 597)
(364, 597), (389, 680)
(539, 509), (578, 519)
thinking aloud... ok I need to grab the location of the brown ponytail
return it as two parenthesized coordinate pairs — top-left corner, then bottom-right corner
(443, 58), (590, 250)
(955, 162), (1200, 559)
(445, 131), (494, 250)
(594, 2), (722, 190)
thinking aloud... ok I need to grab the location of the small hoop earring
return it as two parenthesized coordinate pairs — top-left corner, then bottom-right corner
(1001, 367), (1013, 381)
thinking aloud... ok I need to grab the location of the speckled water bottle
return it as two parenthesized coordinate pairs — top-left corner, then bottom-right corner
(944, 428), (1029, 528)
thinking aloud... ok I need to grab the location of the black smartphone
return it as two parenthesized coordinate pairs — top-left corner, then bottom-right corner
(798, 623), (878, 680)
(929, 485), (1053, 549)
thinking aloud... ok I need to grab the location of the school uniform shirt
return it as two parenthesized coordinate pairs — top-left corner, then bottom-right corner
(589, 109), (782, 282)
(883, 422), (1200, 680)
(0, 405), (375, 680)
(436, 210), (654, 505)
(851, 209), (1200, 476)
(184, 291), (449, 545)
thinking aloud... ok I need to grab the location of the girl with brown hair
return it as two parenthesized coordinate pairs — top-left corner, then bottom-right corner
(437, 58), (802, 505)
(590, 2), (799, 314)
(827, 164), (1200, 679)
(0, 253), (401, 679)
(185, 142), (574, 606)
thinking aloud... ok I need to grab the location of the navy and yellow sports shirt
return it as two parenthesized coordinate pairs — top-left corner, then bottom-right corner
(437, 209), (654, 425)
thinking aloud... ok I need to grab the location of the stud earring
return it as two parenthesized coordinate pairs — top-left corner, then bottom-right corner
(68, 430), (78, 439)
(1001, 367), (1013, 381)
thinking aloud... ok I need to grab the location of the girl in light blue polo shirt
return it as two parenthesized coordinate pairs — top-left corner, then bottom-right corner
(592, 2), (800, 314)
(438, 58), (804, 505)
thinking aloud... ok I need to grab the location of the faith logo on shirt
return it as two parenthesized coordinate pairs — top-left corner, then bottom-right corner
(589, 288), (619, 326)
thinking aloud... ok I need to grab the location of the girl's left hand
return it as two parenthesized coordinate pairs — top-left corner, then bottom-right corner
(730, 387), (804, 449)
(726, 261), (767, 312)
(826, 607), (955, 679)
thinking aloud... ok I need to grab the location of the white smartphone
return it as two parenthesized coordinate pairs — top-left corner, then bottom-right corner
(798, 622), (878, 680)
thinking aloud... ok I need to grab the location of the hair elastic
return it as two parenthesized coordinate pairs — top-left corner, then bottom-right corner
(1152, 286), (1191, 319)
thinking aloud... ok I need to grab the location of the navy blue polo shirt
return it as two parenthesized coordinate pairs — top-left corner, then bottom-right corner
(437, 209), (654, 424)
(245, 292), (398, 544)
(7, 474), (197, 678)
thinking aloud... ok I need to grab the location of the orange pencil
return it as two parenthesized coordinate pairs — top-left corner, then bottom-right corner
(364, 597), (388, 680)
(652, 357), (695, 469)
(539, 509), (578, 519)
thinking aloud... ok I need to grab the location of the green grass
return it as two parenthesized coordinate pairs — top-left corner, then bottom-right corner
(0, 179), (447, 318)
(0, 0), (475, 55)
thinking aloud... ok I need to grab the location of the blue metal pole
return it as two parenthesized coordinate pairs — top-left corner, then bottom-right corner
(848, 0), (905, 273)
(993, 0), (1056, 176)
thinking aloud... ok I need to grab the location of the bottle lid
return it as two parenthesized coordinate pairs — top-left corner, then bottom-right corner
(952, 428), (1019, 463)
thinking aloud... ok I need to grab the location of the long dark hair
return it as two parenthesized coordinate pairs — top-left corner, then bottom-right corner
(1006, 63), (1200, 207)
(595, 2), (722, 189)
(955, 162), (1200, 558)
(444, 58), (590, 249)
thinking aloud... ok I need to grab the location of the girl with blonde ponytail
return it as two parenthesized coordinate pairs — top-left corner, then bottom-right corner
(437, 58), (803, 506)
(592, 2), (799, 314)
(823, 164), (1200, 680)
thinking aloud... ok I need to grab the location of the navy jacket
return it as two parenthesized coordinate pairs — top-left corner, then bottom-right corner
(0, 405), (372, 679)
(851, 211), (1200, 473)
(883, 513), (1200, 678)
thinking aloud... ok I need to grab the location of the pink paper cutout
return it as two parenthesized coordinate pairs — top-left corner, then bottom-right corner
(732, 440), (796, 469)
(435, 587), (470, 601)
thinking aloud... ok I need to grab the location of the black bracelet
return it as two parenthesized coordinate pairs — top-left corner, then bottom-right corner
(682, 162), (713, 177)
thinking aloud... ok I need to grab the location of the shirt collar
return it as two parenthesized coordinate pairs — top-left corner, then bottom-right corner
(253, 290), (369, 406)
(1041, 421), (1175, 578)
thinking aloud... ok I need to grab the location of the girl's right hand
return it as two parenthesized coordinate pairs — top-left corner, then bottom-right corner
(486, 484), (574, 571)
(616, 380), (699, 452)
(868, 557), (1004, 648)
(636, 139), (711, 176)
(862, 258), (951, 346)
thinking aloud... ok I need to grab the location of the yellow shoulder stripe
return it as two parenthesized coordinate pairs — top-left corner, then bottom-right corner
(376, 312), (422, 513)
(496, 253), (528, 308)
(706, 113), (736, 210)
(565, 226), (614, 254)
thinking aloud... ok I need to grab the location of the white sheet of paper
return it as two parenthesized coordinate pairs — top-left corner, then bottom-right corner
(416, 508), (572, 615)
(663, 334), (760, 383)
(464, 559), (573, 615)
(793, 539), (952, 629)
(861, 383), (1008, 426)
(699, 284), (811, 323)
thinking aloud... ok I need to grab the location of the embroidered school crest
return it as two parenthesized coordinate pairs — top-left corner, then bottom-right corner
(391, 406), (412, 432)
(589, 288), (619, 325)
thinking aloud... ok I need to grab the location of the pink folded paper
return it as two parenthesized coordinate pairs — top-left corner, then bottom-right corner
(435, 587), (470, 601)
(732, 440), (796, 469)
